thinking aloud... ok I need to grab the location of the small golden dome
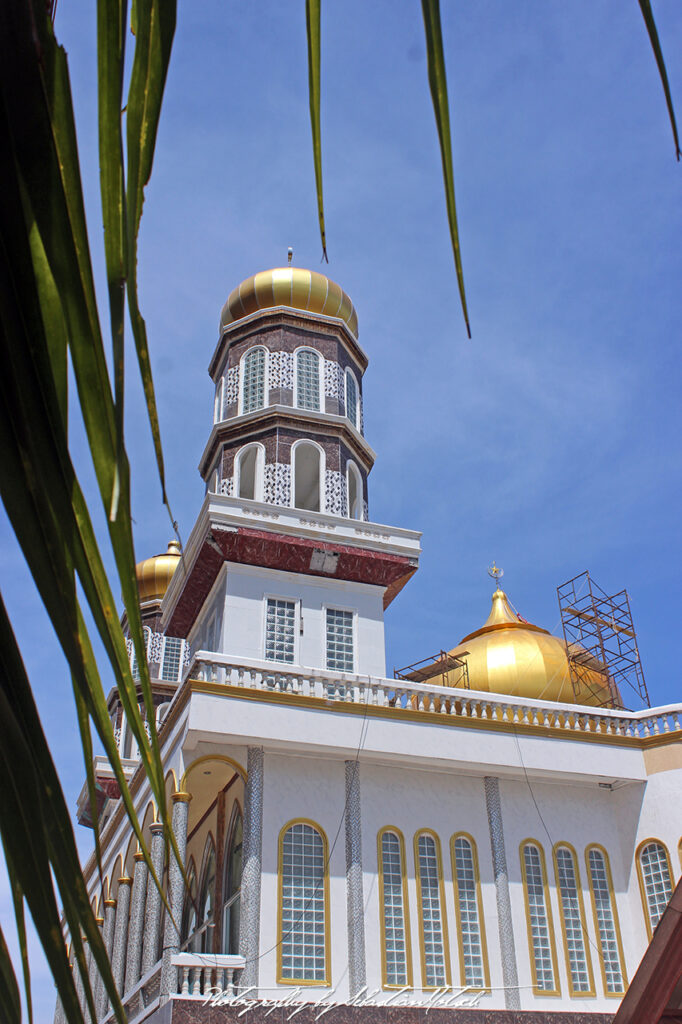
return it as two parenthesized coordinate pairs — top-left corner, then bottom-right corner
(424, 588), (615, 707)
(135, 541), (181, 603)
(220, 267), (358, 337)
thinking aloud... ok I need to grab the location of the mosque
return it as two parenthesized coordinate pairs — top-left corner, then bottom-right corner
(60, 266), (682, 1023)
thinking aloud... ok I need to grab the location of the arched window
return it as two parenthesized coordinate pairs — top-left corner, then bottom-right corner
(520, 840), (559, 995)
(278, 820), (330, 984)
(292, 441), (323, 512)
(214, 378), (224, 423)
(553, 844), (594, 995)
(585, 845), (626, 995)
(236, 444), (264, 501)
(637, 839), (673, 938)
(222, 806), (243, 954)
(414, 831), (451, 989)
(345, 369), (359, 428)
(296, 349), (321, 411)
(378, 828), (412, 988)
(346, 461), (363, 520)
(197, 836), (216, 953)
(181, 860), (198, 950)
(451, 833), (489, 990)
(241, 347), (266, 414)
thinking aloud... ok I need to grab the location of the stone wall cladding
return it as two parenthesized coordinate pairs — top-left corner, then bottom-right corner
(325, 469), (347, 517)
(263, 463), (291, 506)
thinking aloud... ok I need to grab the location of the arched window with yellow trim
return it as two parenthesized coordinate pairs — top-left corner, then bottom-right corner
(637, 838), (673, 939)
(278, 820), (330, 984)
(378, 828), (412, 988)
(553, 844), (594, 996)
(181, 859), (198, 951)
(450, 833), (489, 991)
(520, 840), (560, 995)
(585, 845), (627, 995)
(222, 805), (243, 954)
(197, 835), (216, 953)
(414, 830), (451, 989)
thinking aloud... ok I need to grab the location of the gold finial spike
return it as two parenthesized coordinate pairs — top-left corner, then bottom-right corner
(487, 560), (504, 589)
(287, 246), (293, 265)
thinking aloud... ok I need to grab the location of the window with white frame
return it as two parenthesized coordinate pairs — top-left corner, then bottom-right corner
(293, 441), (322, 511)
(279, 822), (328, 982)
(586, 847), (625, 993)
(265, 598), (296, 663)
(380, 830), (410, 987)
(128, 626), (151, 681)
(554, 846), (591, 993)
(326, 608), (353, 673)
(237, 444), (263, 501)
(242, 347), (266, 413)
(639, 840), (673, 933)
(160, 636), (184, 682)
(521, 842), (557, 993)
(345, 369), (358, 428)
(346, 461), (362, 519)
(452, 835), (487, 989)
(416, 832), (448, 988)
(214, 378), (224, 423)
(296, 349), (321, 411)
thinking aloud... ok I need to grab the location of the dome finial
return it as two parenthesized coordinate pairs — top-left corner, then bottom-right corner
(487, 560), (504, 591)
(287, 246), (293, 265)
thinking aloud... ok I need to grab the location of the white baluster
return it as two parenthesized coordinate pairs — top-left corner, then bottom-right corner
(181, 965), (190, 995)
(191, 966), (201, 996)
(226, 967), (235, 994)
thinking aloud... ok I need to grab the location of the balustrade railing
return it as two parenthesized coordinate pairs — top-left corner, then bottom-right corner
(187, 651), (682, 742)
(171, 953), (244, 998)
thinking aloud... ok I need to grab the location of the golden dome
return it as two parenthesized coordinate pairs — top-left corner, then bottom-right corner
(423, 588), (615, 707)
(220, 267), (358, 337)
(135, 541), (181, 603)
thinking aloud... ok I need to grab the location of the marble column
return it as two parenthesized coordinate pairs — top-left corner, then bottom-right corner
(125, 851), (147, 992)
(111, 875), (133, 996)
(87, 917), (103, 1016)
(160, 793), (191, 996)
(96, 897), (117, 1020)
(484, 776), (520, 1010)
(141, 822), (165, 976)
(344, 760), (367, 998)
(238, 746), (264, 994)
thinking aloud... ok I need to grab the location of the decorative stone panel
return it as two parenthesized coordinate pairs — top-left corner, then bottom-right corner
(223, 366), (239, 412)
(324, 359), (345, 404)
(147, 632), (163, 665)
(268, 350), (294, 392)
(219, 477), (233, 497)
(325, 469), (347, 517)
(264, 462), (291, 506)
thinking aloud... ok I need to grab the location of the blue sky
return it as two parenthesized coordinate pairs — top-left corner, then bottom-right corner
(1, 2), (681, 1017)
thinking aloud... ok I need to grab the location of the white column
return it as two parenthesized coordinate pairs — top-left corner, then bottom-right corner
(160, 793), (191, 995)
(345, 760), (366, 997)
(484, 776), (520, 1010)
(238, 747), (264, 993)
(140, 822), (165, 976)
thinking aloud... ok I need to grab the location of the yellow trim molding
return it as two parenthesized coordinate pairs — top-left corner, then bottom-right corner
(377, 826), (413, 990)
(277, 818), (331, 987)
(413, 829), (452, 991)
(450, 832), (490, 992)
(519, 838), (560, 997)
(551, 842), (595, 998)
(584, 843), (628, 997)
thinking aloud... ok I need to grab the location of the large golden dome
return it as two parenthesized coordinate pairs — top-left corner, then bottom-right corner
(220, 267), (358, 337)
(135, 541), (181, 604)
(421, 588), (615, 707)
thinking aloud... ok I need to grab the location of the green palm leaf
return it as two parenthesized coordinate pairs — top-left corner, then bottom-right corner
(306, 0), (328, 261)
(637, 0), (680, 160)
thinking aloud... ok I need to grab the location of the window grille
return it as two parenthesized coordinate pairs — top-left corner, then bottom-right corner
(416, 833), (448, 988)
(265, 599), (296, 664)
(326, 608), (354, 673)
(280, 822), (327, 982)
(296, 350), (321, 410)
(555, 846), (591, 993)
(380, 831), (410, 987)
(242, 348), (266, 413)
(639, 841), (673, 933)
(587, 848), (625, 993)
(345, 370), (358, 427)
(452, 836), (486, 989)
(522, 843), (557, 992)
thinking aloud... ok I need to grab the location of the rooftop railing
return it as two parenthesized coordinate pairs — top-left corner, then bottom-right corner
(187, 651), (682, 743)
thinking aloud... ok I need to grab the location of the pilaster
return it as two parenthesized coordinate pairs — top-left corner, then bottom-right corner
(141, 822), (165, 976)
(238, 746), (264, 993)
(344, 759), (367, 997)
(484, 776), (520, 1010)
(111, 876), (133, 994)
(125, 851), (147, 992)
(160, 793), (191, 996)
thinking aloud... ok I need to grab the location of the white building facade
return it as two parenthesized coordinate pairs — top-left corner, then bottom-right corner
(63, 267), (682, 1024)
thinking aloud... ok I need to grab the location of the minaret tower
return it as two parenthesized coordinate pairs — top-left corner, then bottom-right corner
(162, 264), (421, 679)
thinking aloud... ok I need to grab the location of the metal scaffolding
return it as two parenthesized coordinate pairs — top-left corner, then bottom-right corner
(557, 570), (649, 710)
(394, 650), (470, 690)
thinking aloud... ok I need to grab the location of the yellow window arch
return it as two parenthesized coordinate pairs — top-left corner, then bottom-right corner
(636, 837), (674, 940)
(377, 827), (413, 989)
(584, 844), (627, 996)
(414, 829), (452, 990)
(450, 832), (490, 991)
(520, 838), (560, 996)
(277, 819), (331, 985)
